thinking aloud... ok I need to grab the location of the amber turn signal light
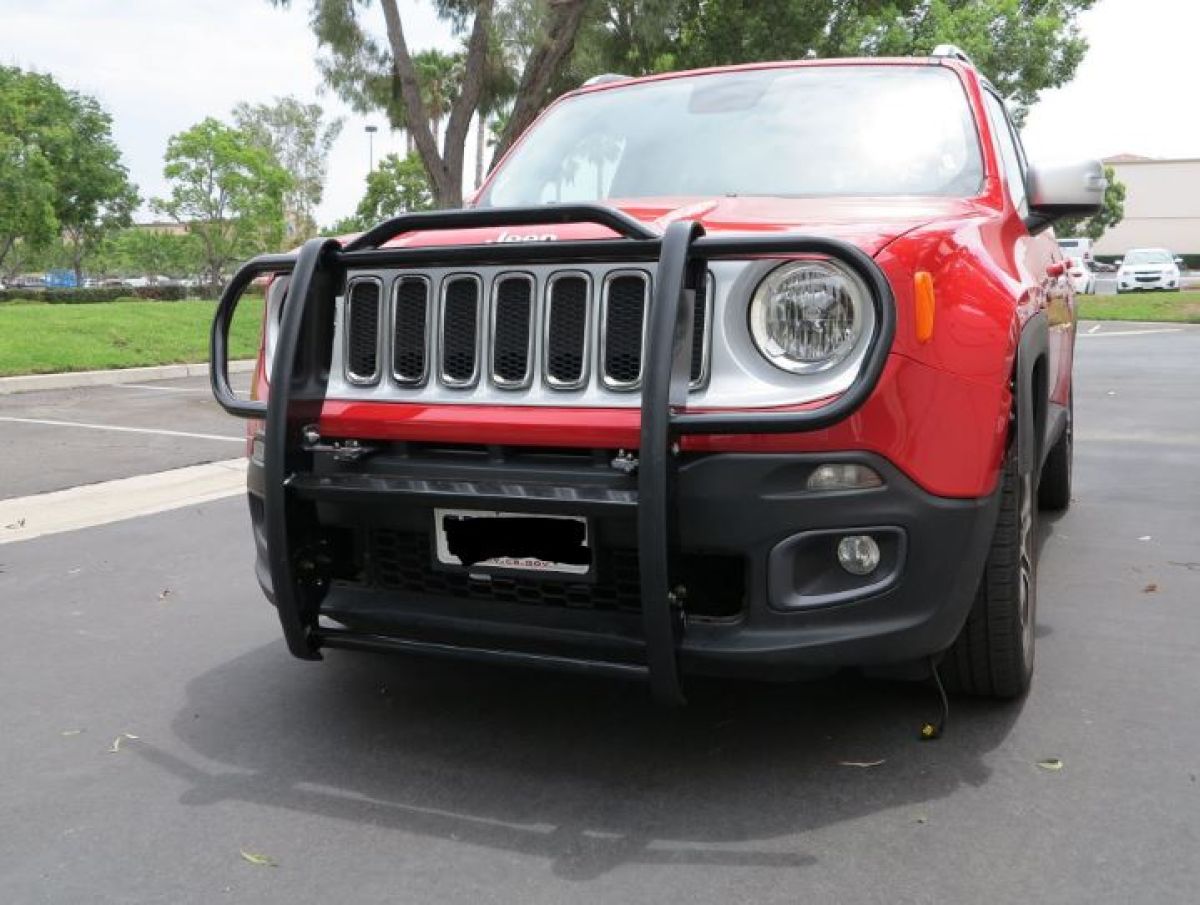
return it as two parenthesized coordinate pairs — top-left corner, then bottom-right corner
(914, 271), (935, 343)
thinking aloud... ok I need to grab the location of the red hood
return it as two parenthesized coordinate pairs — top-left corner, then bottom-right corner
(371, 196), (988, 258)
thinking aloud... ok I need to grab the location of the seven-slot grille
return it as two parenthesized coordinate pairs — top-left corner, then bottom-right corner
(343, 268), (711, 393)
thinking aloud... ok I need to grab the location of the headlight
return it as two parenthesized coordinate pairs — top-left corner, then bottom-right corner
(749, 260), (870, 373)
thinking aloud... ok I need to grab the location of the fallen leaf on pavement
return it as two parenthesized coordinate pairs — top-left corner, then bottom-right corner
(158, 589), (173, 600)
(4, 518), (25, 530)
(240, 850), (277, 867)
(1142, 583), (1158, 593)
(1138, 536), (1152, 542)
(107, 732), (140, 753)
(839, 759), (885, 768)
(61, 729), (83, 737)
(1036, 758), (1064, 771)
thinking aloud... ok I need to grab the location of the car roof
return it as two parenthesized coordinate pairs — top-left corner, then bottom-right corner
(565, 56), (972, 100)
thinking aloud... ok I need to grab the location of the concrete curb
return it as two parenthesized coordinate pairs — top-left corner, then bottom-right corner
(0, 360), (256, 395)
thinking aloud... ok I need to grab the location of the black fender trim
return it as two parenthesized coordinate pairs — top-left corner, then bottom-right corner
(1016, 311), (1049, 476)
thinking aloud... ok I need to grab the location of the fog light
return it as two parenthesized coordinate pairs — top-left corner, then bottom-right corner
(807, 463), (883, 492)
(837, 535), (881, 575)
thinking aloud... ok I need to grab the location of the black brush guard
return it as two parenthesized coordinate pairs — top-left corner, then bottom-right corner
(211, 204), (896, 704)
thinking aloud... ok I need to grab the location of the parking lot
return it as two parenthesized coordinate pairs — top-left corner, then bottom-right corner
(1, 324), (1198, 904)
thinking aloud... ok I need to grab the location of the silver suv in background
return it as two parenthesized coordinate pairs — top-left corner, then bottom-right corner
(1117, 248), (1183, 292)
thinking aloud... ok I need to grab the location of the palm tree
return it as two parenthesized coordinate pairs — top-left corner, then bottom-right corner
(412, 49), (461, 153)
(473, 38), (518, 188)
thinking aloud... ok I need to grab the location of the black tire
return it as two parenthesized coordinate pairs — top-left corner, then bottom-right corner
(941, 445), (1037, 699)
(1038, 390), (1073, 511)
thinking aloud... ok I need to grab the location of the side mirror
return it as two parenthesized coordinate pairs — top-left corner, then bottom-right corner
(1174, 256), (1184, 266)
(1025, 159), (1106, 234)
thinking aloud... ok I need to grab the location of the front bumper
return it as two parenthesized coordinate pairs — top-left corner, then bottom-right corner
(211, 208), (918, 701)
(246, 449), (999, 682)
(1119, 274), (1177, 291)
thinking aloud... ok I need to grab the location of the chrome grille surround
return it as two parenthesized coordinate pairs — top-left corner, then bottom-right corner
(543, 271), (592, 390)
(599, 269), (650, 391)
(489, 272), (536, 389)
(689, 271), (715, 391)
(344, 276), (383, 385)
(329, 258), (874, 410)
(390, 275), (431, 386)
(438, 274), (483, 388)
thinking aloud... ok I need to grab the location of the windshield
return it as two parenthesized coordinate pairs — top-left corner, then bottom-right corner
(482, 65), (984, 205)
(1124, 250), (1173, 265)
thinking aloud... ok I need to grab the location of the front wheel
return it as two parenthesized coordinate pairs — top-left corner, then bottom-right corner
(941, 445), (1037, 699)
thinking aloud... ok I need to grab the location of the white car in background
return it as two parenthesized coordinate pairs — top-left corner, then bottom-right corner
(1058, 236), (1094, 264)
(1117, 248), (1182, 292)
(1065, 257), (1095, 295)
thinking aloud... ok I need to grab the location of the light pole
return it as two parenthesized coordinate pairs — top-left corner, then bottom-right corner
(365, 124), (378, 173)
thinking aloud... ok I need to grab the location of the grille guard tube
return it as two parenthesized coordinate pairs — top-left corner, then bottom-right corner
(208, 203), (898, 700)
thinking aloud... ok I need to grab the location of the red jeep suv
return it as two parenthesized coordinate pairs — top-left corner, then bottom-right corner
(211, 48), (1104, 704)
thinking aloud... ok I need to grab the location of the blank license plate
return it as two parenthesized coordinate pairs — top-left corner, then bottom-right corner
(434, 509), (592, 576)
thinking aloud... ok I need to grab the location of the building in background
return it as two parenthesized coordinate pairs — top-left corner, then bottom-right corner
(1093, 154), (1200, 260)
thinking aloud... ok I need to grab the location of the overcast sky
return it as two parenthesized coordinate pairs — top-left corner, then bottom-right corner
(1, 0), (1196, 227)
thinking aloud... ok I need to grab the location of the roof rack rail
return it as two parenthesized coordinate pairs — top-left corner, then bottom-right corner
(931, 44), (975, 66)
(582, 73), (630, 87)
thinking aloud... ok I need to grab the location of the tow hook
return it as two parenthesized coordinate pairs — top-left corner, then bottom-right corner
(300, 425), (378, 463)
(331, 439), (378, 463)
(611, 449), (639, 474)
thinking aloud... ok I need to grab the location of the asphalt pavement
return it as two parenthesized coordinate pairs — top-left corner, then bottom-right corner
(0, 324), (1198, 904)
(0, 374), (248, 499)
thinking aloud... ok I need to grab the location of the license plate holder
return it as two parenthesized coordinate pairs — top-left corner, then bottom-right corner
(433, 509), (593, 578)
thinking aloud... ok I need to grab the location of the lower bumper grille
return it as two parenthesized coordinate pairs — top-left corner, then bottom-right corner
(370, 528), (643, 613)
(364, 528), (745, 619)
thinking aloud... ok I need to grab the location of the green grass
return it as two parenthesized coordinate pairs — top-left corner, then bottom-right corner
(1078, 290), (1200, 324)
(0, 298), (264, 377)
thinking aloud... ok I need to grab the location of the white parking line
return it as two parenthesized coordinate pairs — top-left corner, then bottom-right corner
(114, 383), (208, 394)
(1079, 328), (1184, 338)
(0, 416), (243, 443)
(0, 459), (247, 545)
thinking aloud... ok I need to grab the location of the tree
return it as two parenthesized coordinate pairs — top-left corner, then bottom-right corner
(413, 49), (462, 140)
(280, 0), (1095, 205)
(354, 152), (434, 225)
(670, 0), (1097, 121)
(232, 96), (343, 244)
(94, 228), (204, 279)
(56, 94), (139, 284)
(474, 28), (519, 186)
(1055, 166), (1126, 241)
(0, 67), (64, 272)
(153, 118), (291, 287)
(273, 0), (589, 207)
(0, 66), (137, 281)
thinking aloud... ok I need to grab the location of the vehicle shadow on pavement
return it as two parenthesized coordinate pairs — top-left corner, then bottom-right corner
(138, 639), (1025, 880)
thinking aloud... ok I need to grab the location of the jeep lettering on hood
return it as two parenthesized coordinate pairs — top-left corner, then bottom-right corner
(380, 195), (976, 259)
